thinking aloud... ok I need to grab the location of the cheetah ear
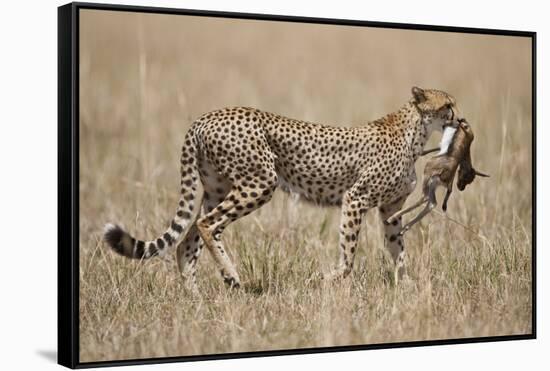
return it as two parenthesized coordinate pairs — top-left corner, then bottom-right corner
(411, 86), (426, 103)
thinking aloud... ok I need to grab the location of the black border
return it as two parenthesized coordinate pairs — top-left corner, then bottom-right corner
(58, 2), (537, 369)
(58, 3), (79, 368)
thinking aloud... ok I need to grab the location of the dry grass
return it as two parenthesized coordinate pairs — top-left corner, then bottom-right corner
(78, 10), (533, 362)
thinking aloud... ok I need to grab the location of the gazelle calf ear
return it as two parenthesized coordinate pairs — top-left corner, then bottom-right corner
(475, 169), (490, 177)
(412, 86), (426, 103)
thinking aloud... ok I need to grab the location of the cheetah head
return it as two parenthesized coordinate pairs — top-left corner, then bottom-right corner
(411, 86), (462, 132)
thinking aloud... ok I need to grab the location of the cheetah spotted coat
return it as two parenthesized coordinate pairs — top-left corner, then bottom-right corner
(104, 87), (460, 288)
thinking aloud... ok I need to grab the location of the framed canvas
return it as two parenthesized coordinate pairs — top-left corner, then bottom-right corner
(58, 2), (536, 368)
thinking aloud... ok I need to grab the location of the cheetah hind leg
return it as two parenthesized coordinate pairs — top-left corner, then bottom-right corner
(176, 195), (212, 294)
(196, 183), (276, 289)
(176, 224), (203, 294)
(177, 157), (233, 289)
(177, 184), (231, 292)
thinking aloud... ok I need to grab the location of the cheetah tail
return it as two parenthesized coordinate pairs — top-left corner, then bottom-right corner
(103, 131), (201, 259)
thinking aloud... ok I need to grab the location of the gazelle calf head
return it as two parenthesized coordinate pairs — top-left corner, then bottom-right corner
(455, 121), (489, 191)
(457, 161), (489, 191)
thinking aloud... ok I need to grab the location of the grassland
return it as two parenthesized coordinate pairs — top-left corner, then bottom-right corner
(78, 10), (533, 362)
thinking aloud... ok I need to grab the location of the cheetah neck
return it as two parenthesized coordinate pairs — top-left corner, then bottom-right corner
(400, 102), (430, 160)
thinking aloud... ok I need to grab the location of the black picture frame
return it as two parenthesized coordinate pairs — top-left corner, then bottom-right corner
(58, 2), (537, 368)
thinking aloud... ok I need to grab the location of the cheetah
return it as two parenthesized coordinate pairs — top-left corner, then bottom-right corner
(104, 87), (462, 289)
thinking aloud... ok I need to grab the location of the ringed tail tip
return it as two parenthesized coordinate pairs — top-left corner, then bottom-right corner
(103, 223), (134, 257)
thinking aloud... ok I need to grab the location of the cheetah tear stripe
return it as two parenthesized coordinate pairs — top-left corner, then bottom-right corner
(103, 129), (201, 259)
(438, 126), (457, 155)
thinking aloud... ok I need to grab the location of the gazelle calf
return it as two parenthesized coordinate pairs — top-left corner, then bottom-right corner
(387, 119), (488, 235)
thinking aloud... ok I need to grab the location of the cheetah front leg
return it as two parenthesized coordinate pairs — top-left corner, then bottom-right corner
(379, 197), (408, 284)
(325, 190), (365, 281)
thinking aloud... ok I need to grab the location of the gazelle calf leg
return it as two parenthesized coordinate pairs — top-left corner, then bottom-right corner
(399, 179), (438, 235)
(421, 147), (440, 156)
(442, 188), (452, 212)
(386, 196), (428, 224)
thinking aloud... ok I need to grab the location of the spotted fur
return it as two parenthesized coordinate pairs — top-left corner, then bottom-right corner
(104, 87), (461, 289)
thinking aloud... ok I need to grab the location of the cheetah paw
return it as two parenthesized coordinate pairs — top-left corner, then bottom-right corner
(223, 276), (241, 289)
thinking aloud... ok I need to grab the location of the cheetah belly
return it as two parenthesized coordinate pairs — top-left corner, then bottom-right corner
(404, 167), (418, 195)
(389, 165), (418, 203)
(358, 158), (418, 207)
(274, 160), (353, 206)
(276, 172), (347, 206)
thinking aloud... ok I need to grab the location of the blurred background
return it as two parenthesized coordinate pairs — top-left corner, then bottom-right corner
(79, 9), (532, 362)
